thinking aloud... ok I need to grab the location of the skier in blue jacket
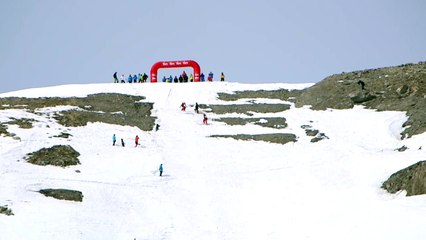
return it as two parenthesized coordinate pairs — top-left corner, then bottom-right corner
(159, 164), (163, 177)
(128, 74), (132, 83)
(112, 134), (116, 146)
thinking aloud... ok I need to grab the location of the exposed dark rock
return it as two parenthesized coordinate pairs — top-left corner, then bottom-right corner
(311, 133), (329, 143)
(0, 205), (14, 216)
(216, 117), (287, 129)
(350, 92), (377, 104)
(39, 189), (83, 202)
(25, 145), (80, 167)
(0, 93), (156, 131)
(210, 133), (297, 145)
(396, 85), (410, 96)
(294, 61), (426, 138)
(305, 129), (319, 137)
(382, 161), (426, 196)
(201, 103), (291, 115)
(396, 145), (408, 152)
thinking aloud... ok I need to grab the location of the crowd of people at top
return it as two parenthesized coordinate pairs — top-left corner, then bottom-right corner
(113, 72), (149, 83)
(113, 71), (225, 83)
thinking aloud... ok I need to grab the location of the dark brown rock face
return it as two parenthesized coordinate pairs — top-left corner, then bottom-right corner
(382, 161), (426, 196)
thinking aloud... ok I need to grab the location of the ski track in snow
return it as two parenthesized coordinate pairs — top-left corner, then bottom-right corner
(1, 82), (426, 240)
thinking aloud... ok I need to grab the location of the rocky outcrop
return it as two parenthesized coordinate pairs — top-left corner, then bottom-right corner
(294, 61), (426, 138)
(382, 161), (426, 196)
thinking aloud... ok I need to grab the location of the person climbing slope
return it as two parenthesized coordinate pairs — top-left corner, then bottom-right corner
(203, 114), (208, 125)
(181, 102), (186, 111)
(159, 163), (163, 177)
(357, 80), (366, 90)
(194, 102), (199, 114)
(135, 135), (140, 147)
(112, 134), (117, 146)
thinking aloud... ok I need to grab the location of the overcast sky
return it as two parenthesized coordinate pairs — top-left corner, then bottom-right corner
(1, 0), (425, 93)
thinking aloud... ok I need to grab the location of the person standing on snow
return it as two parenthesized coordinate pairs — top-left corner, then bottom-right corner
(194, 102), (199, 114)
(142, 73), (148, 82)
(159, 164), (163, 177)
(189, 74), (194, 82)
(113, 72), (119, 83)
(181, 102), (186, 111)
(200, 73), (205, 82)
(128, 74), (132, 83)
(133, 74), (138, 83)
(121, 74), (125, 83)
(112, 134), (117, 146)
(220, 72), (225, 82)
(135, 135), (140, 147)
(203, 114), (208, 125)
(208, 72), (214, 82)
(139, 73), (143, 83)
(121, 138), (125, 147)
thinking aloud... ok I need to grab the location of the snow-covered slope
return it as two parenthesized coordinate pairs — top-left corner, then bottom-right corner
(1, 82), (426, 240)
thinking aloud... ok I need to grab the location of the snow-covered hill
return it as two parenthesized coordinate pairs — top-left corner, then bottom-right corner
(1, 82), (426, 240)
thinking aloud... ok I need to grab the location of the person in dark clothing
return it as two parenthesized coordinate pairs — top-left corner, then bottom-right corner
(182, 71), (188, 82)
(142, 73), (148, 82)
(113, 72), (119, 83)
(357, 80), (365, 90)
(181, 102), (186, 111)
(194, 102), (199, 114)
(179, 75), (184, 83)
(174, 76), (178, 83)
(121, 138), (125, 147)
(155, 124), (160, 131)
(128, 75), (132, 83)
(200, 73), (205, 82)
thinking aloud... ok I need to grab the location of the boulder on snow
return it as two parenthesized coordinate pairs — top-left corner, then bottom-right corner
(25, 145), (80, 167)
(39, 189), (83, 202)
(0, 205), (14, 216)
(395, 145), (408, 152)
(382, 161), (426, 196)
(311, 133), (329, 143)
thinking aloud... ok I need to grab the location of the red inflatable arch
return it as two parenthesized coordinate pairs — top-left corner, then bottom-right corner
(150, 60), (201, 82)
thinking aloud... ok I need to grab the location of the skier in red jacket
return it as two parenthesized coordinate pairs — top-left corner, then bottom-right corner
(135, 135), (140, 147)
(203, 114), (208, 125)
